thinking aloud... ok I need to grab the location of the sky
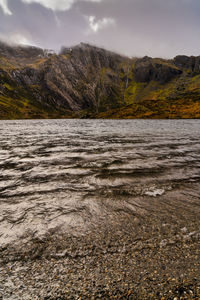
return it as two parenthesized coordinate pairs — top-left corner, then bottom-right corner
(0, 0), (200, 58)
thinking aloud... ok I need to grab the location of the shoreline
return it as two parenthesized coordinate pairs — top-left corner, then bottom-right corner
(1, 187), (200, 299)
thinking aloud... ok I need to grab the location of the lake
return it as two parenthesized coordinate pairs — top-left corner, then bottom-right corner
(0, 119), (200, 245)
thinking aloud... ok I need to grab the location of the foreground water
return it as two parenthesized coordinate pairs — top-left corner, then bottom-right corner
(0, 119), (200, 246)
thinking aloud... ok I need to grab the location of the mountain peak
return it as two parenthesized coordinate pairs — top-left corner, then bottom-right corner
(0, 42), (200, 119)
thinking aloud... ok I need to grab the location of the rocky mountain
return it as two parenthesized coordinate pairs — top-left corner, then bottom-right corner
(0, 41), (200, 119)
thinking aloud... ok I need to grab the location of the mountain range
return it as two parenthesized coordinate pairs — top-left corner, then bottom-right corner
(0, 41), (200, 119)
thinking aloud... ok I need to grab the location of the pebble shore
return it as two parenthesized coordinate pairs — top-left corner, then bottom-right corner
(1, 203), (200, 300)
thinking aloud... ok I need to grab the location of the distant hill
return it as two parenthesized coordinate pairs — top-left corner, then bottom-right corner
(0, 41), (200, 119)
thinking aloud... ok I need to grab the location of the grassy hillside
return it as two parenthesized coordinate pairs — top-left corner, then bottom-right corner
(96, 74), (200, 119)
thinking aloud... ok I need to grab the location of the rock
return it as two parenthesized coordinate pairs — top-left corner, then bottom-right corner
(181, 227), (187, 233)
(0, 42), (124, 115)
(134, 56), (182, 83)
(173, 55), (200, 73)
(133, 217), (140, 226)
(0, 41), (44, 59)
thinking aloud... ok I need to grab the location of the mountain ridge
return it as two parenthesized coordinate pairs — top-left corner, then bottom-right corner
(0, 41), (200, 119)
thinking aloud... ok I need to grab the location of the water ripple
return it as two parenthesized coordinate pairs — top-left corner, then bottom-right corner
(0, 119), (200, 245)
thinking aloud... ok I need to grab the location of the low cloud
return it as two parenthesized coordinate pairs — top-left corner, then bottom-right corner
(0, 32), (35, 46)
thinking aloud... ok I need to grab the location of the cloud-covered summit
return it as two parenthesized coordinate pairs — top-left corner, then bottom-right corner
(0, 0), (200, 58)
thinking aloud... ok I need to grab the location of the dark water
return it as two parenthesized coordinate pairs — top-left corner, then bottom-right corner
(0, 119), (200, 245)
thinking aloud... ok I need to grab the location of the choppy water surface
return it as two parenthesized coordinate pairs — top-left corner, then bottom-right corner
(0, 119), (200, 245)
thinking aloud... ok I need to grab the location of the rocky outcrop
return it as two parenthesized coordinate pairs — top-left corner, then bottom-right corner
(0, 42), (46, 66)
(39, 43), (125, 111)
(173, 55), (200, 73)
(0, 41), (53, 60)
(11, 67), (43, 85)
(0, 42), (128, 117)
(134, 56), (182, 83)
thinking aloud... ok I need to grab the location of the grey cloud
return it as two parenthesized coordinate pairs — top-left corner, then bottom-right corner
(0, 0), (200, 57)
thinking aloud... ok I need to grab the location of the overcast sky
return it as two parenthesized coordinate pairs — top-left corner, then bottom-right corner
(0, 0), (200, 58)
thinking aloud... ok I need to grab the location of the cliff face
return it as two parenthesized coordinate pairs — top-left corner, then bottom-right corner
(42, 43), (125, 112)
(173, 55), (200, 73)
(0, 42), (128, 118)
(0, 42), (200, 119)
(134, 56), (182, 83)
